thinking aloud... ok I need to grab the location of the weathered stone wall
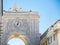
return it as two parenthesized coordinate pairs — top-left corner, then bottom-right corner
(1, 11), (40, 45)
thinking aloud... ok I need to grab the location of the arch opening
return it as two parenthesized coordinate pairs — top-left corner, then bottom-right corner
(7, 38), (25, 45)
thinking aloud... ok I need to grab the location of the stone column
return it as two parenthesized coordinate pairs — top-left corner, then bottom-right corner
(0, 0), (3, 45)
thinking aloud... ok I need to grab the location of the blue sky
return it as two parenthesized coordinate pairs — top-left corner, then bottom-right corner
(3, 0), (60, 34)
(3, 0), (60, 45)
(8, 38), (25, 45)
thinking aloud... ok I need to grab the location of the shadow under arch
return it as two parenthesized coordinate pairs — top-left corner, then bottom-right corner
(7, 33), (27, 45)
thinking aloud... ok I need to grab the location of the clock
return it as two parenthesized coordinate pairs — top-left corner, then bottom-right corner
(14, 20), (21, 28)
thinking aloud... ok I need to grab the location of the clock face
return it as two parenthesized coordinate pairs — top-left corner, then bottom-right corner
(14, 18), (23, 29)
(14, 20), (21, 28)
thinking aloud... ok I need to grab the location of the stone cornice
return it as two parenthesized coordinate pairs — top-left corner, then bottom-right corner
(3, 12), (40, 19)
(2, 15), (39, 19)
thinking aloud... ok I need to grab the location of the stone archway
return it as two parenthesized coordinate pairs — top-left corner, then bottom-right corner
(1, 5), (40, 45)
(7, 33), (27, 45)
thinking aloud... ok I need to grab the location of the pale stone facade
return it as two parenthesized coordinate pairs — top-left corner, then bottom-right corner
(0, 5), (40, 45)
(40, 20), (60, 45)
